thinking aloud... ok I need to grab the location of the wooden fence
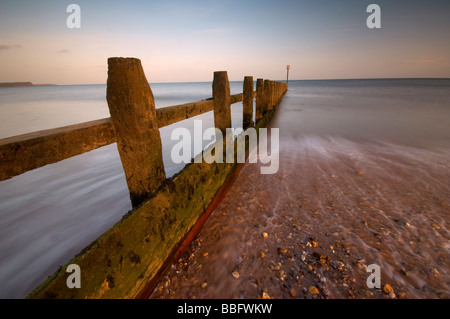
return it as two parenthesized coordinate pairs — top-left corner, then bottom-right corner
(1, 57), (287, 208)
(0, 57), (288, 298)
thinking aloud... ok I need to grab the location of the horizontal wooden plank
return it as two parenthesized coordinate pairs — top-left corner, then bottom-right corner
(230, 93), (244, 104)
(0, 91), (260, 180)
(156, 99), (215, 127)
(0, 118), (116, 181)
(155, 93), (250, 128)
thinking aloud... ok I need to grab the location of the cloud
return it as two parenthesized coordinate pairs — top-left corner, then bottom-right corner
(0, 44), (22, 50)
(403, 57), (442, 65)
(57, 49), (71, 54)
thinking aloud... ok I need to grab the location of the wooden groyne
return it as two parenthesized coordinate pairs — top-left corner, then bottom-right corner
(0, 57), (287, 298)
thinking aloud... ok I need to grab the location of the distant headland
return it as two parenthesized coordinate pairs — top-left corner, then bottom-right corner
(0, 82), (56, 88)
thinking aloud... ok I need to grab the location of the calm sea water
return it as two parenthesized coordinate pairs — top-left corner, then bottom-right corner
(0, 79), (449, 298)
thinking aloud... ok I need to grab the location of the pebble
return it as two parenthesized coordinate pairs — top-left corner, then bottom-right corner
(312, 251), (321, 260)
(262, 232), (268, 238)
(331, 260), (345, 271)
(309, 286), (319, 295)
(289, 289), (296, 297)
(271, 263), (281, 271)
(278, 248), (289, 255)
(258, 251), (266, 258)
(261, 292), (271, 299)
(232, 271), (240, 279)
(164, 278), (170, 287)
(383, 284), (394, 294)
(201, 282), (207, 288)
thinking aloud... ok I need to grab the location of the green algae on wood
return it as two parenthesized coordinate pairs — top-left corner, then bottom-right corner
(27, 157), (236, 298)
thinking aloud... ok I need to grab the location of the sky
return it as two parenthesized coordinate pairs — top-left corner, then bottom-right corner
(0, 0), (449, 84)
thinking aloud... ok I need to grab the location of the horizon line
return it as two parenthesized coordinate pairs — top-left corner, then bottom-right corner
(2, 77), (449, 87)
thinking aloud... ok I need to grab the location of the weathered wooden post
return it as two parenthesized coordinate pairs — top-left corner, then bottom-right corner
(277, 82), (284, 104)
(272, 81), (277, 109)
(273, 82), (279, 105)
(255, 78), (265, 122)
(264, 80), (274, 111)
(213, 71), (231, 134)
(243, 76), (254, 128)
(106, 57), (166, 208)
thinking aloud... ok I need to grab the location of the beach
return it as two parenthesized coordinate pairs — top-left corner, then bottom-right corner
(152, 136), (450, 299)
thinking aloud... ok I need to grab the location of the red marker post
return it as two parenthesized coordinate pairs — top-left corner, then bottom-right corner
(286, 65), (290, 89)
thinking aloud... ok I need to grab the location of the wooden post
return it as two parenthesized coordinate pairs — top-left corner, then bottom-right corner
(274, 82), (279, 105)
(243, 76), (254, 128)
(264, 80), (274, 111)
(213, 71), (231, 134)
(255, 79), (265, 123)
(106, 57), (166, 208)
(286, 65), (290, 89)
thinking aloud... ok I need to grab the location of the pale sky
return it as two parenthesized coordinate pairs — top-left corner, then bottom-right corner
(0, 0), (449, 84)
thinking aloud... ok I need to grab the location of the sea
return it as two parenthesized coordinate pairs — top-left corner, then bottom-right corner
(0, 79), (449, 298)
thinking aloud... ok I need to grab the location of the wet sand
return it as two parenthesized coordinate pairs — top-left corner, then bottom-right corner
(152, 135), (450, 299)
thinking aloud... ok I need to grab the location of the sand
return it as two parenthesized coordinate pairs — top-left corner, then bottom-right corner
(152, 135), (450, 299)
